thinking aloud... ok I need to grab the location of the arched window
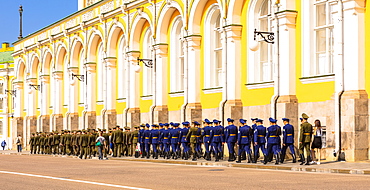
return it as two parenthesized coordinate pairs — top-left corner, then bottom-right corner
(142, 28), (153, 96)
(97, 43), (105, 102)
(0, 98), (3, 110)
(64, 55), (69, 106)
(118, 37), (127, 99)
(248, 0), (272, 83)
(0, 121), (2, 135)
(204, 5), (222, 88)
(170, 16), (184, 92)
(79, 49), (85, 104)
(0, 83), (3, 94)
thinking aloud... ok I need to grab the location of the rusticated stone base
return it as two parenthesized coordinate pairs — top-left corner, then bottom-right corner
(340, 90), (368, 161)
(39, 115), (50, 132)
(277, 95), (298, 143)
(68, 113), (79, 130)
(12, 117), (23, 150)
(153, 105), (168, 124)
(127, 108), (140, 128)
(105, 109), (117, 129)
(27, 116), (37, 134)
(224, 99), (243, 126)
(84, 111), (96, 129)
(53, 114), (64, 132)
(185, 103), (202, 122)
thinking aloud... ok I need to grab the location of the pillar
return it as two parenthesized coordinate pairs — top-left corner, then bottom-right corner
(153, 44), (169, 124)
(39, 75), (50, 132)
(68, 67), (80, 130)
(52, 71), (64, 131)
(185, 35), (202, 122)
(84, 63), (97, 129)
(104, 57), (117, 129)
(12, 81), (24, 150)
(127, 51), (141, 127)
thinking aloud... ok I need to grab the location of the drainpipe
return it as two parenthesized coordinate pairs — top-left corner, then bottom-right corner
(220, 17), (228, 126)
(271, 1), (280, 119)
(150, 0), (157, 124)
(123, 4), (131, 127)
(334, 0), (344, 161)
(181, 0), (189, 122)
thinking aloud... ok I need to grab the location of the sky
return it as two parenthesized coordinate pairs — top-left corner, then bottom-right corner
(0, 0), (78, 45)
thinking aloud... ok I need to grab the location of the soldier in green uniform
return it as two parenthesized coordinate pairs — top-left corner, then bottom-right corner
(35, 132), (40, 154)
(29, 133), (35, 154)
(65, 130), (72, 155)
(187, 121), (200, 161)
(131, 126), (139, 157)
(299, 113), (313, 165)
(39, 133), (45, 154)
(53, 131), (60, 154)
(79, 130), (89, 159)
(88, 129), (95, 158)
(123, 127), (131, 156)
(102, 129), (110, 159)
(112, 126), (124, 157)
(60, 130), (66, 155)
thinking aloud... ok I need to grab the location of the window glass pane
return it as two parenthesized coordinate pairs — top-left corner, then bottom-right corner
(260, 0), (268, 16)
(316, 29), (326, 74)
(316, 3), (326, 27)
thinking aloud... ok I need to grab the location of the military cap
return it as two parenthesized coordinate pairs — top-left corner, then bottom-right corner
(299, 118), (303, 121)
(204, 119), (211, 124)
(145, 123), (150, 128)
(269, 117), (277, 123)
(124, 127), (130, 130)
(302, 113), (309, 119)
(159, 123), (163, 127)
(256, 119), (263, 123)
(282, 118), (290, 122)
(193, 121), (200, 125)
(164, 123), (169, 127)
(182, 121), (190, 125)
(134, 126), (139, 129)
(251, 118), (258, 121)
(103, 129), (107, 131)
(170, 122), (174, 126)
(172, 123), (180, 127)
(32, 133), (35, 135)
(213, 119), (220, 124)
(116, 125), (121, 129)
(227, 118), (234, 122)
(239, 119), (246, 124)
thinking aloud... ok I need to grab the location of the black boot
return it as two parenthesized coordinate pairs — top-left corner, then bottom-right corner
(247, 154), (252, 163)
(252, 154), (257, 163)
(305, 156), (311, 165)
(280, 153), (285, 163)
(228, 153), (233, 162)
(299, 154), (305, 165)
(215, 153), (219, 162)
(207, 152), (212, 161)
(146, 151), (150, 159)
(263, 155), (268, 165)
(292, 154), (297, 163)
(192, 153), (197, 161)
(275, 154), (279, 165)
(236, 155), (242, 163)
(141, 151), (145, 158)
(241, 152), (246, 160)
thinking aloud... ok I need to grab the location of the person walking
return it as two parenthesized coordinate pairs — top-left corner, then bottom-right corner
(15, 135), (22, 152)
(1, 140), (6, 150)
(96, 131), (106, 160)
(280, 118), (296, 163)
(311, 119), (323, 165)
(225, 118), (237, 162)
(236, 119), (253, 163)
(266, 118), (281, 165)
(254, 119), (267, 164)
(299, 113), (313, 165)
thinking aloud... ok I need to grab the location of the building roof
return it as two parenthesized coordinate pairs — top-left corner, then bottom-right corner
(0, 50), (13, 64)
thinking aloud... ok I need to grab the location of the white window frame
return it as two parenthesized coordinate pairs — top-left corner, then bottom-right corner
(79, 49), (85, 105)
(170, 16), (184, 93)
(63, 55), (69, 106)
(97, 43), (105, 102)
(118, 37), (127, 100)
(204, 4), (223, 89)
(302, 0), (334, 79)
(247, 0), (273, 84)
(142, 28), (153, 97)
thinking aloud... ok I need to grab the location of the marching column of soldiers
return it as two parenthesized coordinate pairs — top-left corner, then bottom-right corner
(28, 113), (313, 165)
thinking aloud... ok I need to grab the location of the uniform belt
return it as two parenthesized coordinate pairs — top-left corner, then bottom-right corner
(241, 136), (248, 138)
(134, 137), (138, 139)
(270, 135), (278, 137)
(191, 135), (196, 137)
(214, 135), (220, 137)
(145, 137), (149, 139)
(229, 134), (236, 136)
(205, 135), (210, 137)
(197, 136), (200, 137)
(153, 137), (158, 139)
(164, 137), (168, 139)
(258, 135), (265, 137)
(287, 134), (292, 136)
(172, 137), (178, 138)
(303, 133), (310, 135)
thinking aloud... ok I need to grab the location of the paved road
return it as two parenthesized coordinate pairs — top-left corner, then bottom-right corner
(0, 154), (369, 190)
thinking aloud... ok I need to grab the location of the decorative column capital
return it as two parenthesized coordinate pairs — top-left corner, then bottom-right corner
(39, 75), (50, 84)
(84, 62), (96, 73)
(52, 71), (64, 80)
(13, 81), (24, 90)
(154, 44), (168, 57)
(276, 10), (298, 30)
(185, 35), (202, 49)
(127, 51), (141, 64)
(26, 78), (37, 85)
(225, 25), (243, 40)
(104, 57), (117, 68)
(343, 0), (365, 13)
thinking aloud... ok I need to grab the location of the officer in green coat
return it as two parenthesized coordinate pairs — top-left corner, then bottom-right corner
(187, 121), (200, 161)
(29, 133), (35, 154)
(35, 132), (40, 154)
(102, 129), (110, 159)
(299, 113), (313, 165)
(131, 126), (139, 157)
(79, 130), (89, 159)
(39, 133), (45, 154)
(65, 130), (72, 155)
(112, 126), (124, 157)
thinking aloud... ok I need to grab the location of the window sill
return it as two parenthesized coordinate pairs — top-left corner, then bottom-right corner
(116, 98), (126, 103)
(96, 101), (104, 105)
(169, 91), (184, 97)
(300, 74), (335, 84)
(141, 95), (153, 100)
(202, 87), (223, 94)
(245, 81), (274, 89)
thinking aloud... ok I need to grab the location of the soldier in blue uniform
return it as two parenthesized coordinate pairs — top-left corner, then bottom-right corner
(161, 123), (171, 159)
(169, 123), (181, 159)
(211, 119), (223, 162)
(254, 119), (268, 164)
(143, 124), (152, 159)
(158, 123), (165, 157)
(266, 118), (282, 164)
(250, 118), (258, 160)
(236, 119), (253, 163)
(180, 121), (190, 160)
(225, 118), (238, 162)
(195, 123), (203, 159)
(280, 118), (296, 163)
(202, 119), (213, 161)
(138, 124), (146, 158)
(151, 124), (160, 159)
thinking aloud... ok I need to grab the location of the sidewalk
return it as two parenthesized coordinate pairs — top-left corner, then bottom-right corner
(1, 150), (369, 175)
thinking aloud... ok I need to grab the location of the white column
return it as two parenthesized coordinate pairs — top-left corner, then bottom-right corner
(185, 35), (202, 104)
(40, 75), (50, 115)
(13, 82), (23, 117)
(85, 63), (97, 111)
(104, 58), (117, 110)
(52, 72), (63, 114)
(26, 78), (37, 116)
(127, 51), (140, 109)
(225, 25), (242, 100)
(342, 0), (365, 91)
(68, 67), (79, 113)
(154, 44), (168, 106)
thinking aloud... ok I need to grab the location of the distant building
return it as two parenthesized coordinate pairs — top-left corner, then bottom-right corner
(0, 42), (14, 149)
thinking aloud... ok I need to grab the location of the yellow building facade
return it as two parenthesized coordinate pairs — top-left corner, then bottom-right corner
(11, 0), (370, 161)
(0, 42), (15, 149)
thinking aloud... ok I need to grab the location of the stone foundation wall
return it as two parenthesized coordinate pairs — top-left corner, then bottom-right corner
(168, 110), (181, 122)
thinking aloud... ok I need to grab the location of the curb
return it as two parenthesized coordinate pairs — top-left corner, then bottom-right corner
(2, 152), (370, 175)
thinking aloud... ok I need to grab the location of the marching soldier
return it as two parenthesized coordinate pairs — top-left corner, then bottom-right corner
(211, 119), (223, 162)
(138, 125), (146, 158)
(161, 123), (171, 159)
(143, 124), (152, 159)
(79, 130), (89, 159)
(39, 133), (45, 154)
(225, 118), (237, 162)
(266, 118), (282, 165)
(299, 113), (313, 165)
(180, 122), (190, 160)
(65, 130), (72, 155)
(187, 121), (200, 161)
(102, 129), (110, 159)
(254, 119), (267, 164)
(60, 130), (65, 155)
(112, 126), (124, 157)
(53, 131), (60, 154)
(131, 126), (139, 158)
(151, 125), (160, 159)
(169, 123), (180, 159)
(123, 127), (131, 156)
(236, 119), (253, 163)
(29, 133), (35, 154)
(202, 119), (213, 161)
(158, 123), (165, 157)
(35, 132), (41, 154)
(280, 118), (296, 163)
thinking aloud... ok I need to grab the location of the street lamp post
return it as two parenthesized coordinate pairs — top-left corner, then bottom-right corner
(18, 5), (23, 39)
